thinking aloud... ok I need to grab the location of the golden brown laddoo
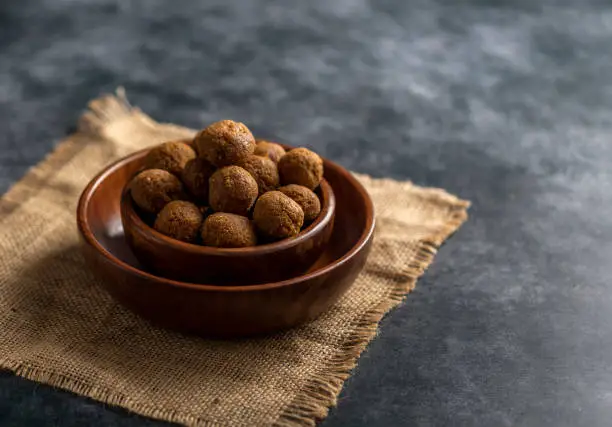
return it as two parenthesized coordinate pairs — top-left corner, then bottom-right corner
(181, 158), (216, 201)
(278, 184), (321, 222)
(129, 169), (185, 214)
(201, 213), (257, 248)
(239, 155), (280, 195)
(208, 166), (258, 216)
(278, 147), (323, 190)
(195, 120), (256, 167)
(254, 140), (286, 163)
(154, 201), (203, 243)
(253, 191), (304, 239)
(144, 141), (196, 176)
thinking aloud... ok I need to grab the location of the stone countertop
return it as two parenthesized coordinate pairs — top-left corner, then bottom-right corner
(2, 1), (612, 426)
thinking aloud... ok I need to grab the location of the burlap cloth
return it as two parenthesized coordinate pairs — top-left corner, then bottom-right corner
(0, 91), (469, 427)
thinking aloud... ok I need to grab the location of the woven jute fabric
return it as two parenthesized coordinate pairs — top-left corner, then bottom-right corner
(0, 91), (469, 427)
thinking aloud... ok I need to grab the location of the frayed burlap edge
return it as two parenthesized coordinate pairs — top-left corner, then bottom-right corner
(0, 89), (469, 427)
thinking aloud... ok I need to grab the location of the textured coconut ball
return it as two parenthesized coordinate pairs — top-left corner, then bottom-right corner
(254, 140), (286, 163)
(278, 147), (323, 190)
(202, 212), (257, 248)
(144, 141), (197, 176)
(129, 169), (185, 214)
(278, 184), (321, 222)
(181, 158), (216, 201)
(208, 166), (258, 216)
(194, 120), (256, 167)
(201, 213), (257, 248)
(253, 191), (304, 239)
(239, 155), (280, 195)
(154, 200), (203, 243)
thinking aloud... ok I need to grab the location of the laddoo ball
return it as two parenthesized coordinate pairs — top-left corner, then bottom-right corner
(279, 184), (321, 222)
(144, 140), (196, 176)
(278, 147), (323, 190)
(254, 140), (286, 163)
(201, 213), (257, 248)
(208, 166), (258, 216)
(129, 169), (185, 214)
(154, 200), (203, 243)
(181, 157), (216, 202)
(195, 120), (255, 167)
(239, 155), (280, 195)
(253, 191), (304, 239)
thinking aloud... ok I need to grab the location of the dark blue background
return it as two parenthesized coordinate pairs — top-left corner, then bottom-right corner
(2, 1), (612, 426)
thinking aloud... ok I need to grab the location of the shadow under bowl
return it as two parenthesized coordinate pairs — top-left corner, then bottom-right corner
(77, 148), (375, 337)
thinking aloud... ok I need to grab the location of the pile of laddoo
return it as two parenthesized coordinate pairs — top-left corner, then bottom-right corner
(127, 120), (324, 248)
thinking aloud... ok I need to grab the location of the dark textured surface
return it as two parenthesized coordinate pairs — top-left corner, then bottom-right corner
(2, 0), (612, 426)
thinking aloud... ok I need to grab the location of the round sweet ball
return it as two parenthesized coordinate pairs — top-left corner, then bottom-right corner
(129, 169), (185, 214)
(239, 155), (279, 195)
(201, 213), (257, 248)
(154, 200), (203, 243)
(279, 184), (321, 223)
(254, 140), (286, 163)
(208, 166), (258, 216)
(195, 120), (256, 167)
(181, 158), (216, 202)
(278, 147), (323, 190)
(253, 191), (304, 239)
(144, 141), (197, 176)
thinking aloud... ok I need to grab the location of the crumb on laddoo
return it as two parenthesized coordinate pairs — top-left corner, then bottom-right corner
(278, 147), (323, 190)
(144, 140), (196, 176)
(239, 155), (280, 195)
(195, 120), (256, 167)
(154, 200), (203, 243)
(253, 191), (304, 239)
(208, 166), (258, 216)
(129, 169), (185, 214)
(279, 184), (321, 222)
(254, 140), (286, 164)
(201, 213), (257, 248)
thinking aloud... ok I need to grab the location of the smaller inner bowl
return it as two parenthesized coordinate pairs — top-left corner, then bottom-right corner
(120, 149), (336, 285)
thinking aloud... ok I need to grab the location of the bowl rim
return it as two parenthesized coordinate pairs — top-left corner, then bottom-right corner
(77, 147), (375, 292)
(122, 171), (335, 256)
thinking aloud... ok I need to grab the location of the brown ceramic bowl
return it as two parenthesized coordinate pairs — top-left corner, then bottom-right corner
(120, 154), (335, 285)
(77, 148), (375, 337)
